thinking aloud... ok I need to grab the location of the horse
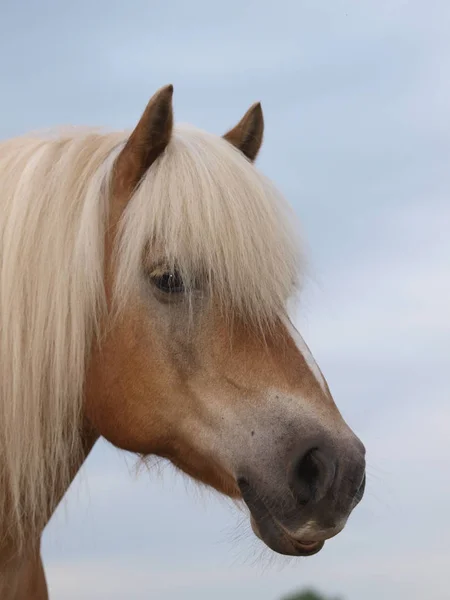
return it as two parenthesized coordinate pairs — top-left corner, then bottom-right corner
(0, 85), (366, 599)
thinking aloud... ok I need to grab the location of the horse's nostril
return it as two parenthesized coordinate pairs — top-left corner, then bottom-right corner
(296, 448), (320, 499)
(290, 447), (336, 505)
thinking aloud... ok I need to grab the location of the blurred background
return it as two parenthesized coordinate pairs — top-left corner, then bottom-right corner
(1, 1), (449, 599)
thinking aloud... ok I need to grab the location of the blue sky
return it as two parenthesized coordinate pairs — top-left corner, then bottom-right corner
(1, 1), (450, 598)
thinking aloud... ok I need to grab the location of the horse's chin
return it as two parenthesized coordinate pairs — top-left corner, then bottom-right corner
(249, 515), (325, 557)
(238, 478), (326, 557)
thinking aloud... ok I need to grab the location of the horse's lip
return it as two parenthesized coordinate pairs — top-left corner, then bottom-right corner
(249, 514), (325, 557)
(238, 478), (325, 557)
(285, 537), (324, 556)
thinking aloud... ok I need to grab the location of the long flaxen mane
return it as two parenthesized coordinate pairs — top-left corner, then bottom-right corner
(0, 123), (303, 548)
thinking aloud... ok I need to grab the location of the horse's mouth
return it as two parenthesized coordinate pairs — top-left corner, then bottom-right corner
(238, 478), (325, 557)
(250, 514), (325, 557)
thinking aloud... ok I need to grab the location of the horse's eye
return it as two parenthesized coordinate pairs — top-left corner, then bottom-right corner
(151, 270), (185, 294)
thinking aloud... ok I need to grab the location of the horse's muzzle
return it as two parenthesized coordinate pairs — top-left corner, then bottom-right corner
(237, 433), (366, 556)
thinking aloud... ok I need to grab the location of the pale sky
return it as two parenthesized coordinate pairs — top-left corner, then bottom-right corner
(1, 1), (449, 599)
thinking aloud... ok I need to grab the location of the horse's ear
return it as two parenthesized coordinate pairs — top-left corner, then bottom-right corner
(115, 84), (174, 193)
(223, 102), (264, 162)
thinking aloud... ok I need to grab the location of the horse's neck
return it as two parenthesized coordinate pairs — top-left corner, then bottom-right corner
(53, 417), (100, 513)
(0, 546), (47, 600)
(0, 421), (99, 594)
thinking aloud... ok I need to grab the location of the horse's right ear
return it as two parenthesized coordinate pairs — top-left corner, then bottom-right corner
(115, 84), (174, 193)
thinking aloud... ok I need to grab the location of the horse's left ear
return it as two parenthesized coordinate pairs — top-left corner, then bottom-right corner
(223, 102), (264, 162)
(115, 84), (174, 193)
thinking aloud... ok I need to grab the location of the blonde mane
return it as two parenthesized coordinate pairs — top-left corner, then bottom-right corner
(0, 124), (303, 548)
